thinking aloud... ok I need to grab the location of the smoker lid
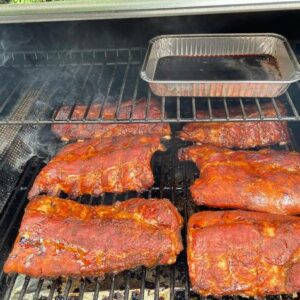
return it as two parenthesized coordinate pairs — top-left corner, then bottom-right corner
(0, 0), (300, 24)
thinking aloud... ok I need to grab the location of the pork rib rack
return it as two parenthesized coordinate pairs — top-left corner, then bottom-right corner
(188, 210), (300, 296)
(4, 196), (183, 277)
(179, 145), (300, 215)
(178, 101), (289, 148)
(52, 98), (171, 141)
(29, 135), (165, 199)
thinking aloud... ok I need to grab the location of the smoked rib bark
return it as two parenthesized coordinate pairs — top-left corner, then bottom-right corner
(52, 98), (171, 141)
(4, 196), (183, 277)
(179, 145), (300, 215)
(188, 210), (300, 296)
(178, 101), (289, 148)
(29, 136), (165, 199)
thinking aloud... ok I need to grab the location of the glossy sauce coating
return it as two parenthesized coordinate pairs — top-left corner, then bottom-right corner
(178, 101), (289, 149)
(29, 135), (165, 198)
(188, 210), (300, 296)
(52, 98), (171, 142)
(4, 196), (183, 277)
(179, 145), (300, 214)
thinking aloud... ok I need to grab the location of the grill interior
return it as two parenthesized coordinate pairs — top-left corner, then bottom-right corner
(0, 35), (300, 300)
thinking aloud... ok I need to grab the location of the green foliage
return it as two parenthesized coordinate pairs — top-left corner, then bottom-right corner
(9, 0), (63, 3)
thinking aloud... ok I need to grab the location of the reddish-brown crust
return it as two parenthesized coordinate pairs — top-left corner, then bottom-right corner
(178, 101), (290, 148)
(188, 210), (300, 296)
(179, 145), (300, 215)
(51, 98), (171, 141)
(4, 196), (183, 277)
(29, 136), (165, 199)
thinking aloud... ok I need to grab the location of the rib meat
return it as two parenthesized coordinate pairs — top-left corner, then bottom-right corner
(29, 136), (165, 199)
(52, 98), (171, 141)
(178, 101), (289, 148)
(188, 210), (300, 296)
(4, 196), (183, 277)
(179, 145), (300, 215)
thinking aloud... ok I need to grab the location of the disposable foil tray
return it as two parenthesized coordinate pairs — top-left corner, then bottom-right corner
(140, 33), (300, 97)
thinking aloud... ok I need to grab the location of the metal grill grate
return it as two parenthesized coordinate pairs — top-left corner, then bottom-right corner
(0, 45), (300, 125)
(0, 41), (300, 300)
(0, 137), (193, 300)
(0, 134), (299, 300)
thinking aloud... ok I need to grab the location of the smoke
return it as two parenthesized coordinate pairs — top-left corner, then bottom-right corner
(0, 14), (288, 212)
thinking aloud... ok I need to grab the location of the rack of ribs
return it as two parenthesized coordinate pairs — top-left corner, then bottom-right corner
(188, 210), (300, 296)
(29, 135), (165, 199)
(52, 98), (171, 141)
(179, 145), (300, 215)
(4, 196), (183, 277)
(178, 101), (289, 148)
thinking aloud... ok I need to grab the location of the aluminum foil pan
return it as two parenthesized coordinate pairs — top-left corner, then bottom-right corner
(140, 33), (300, 97)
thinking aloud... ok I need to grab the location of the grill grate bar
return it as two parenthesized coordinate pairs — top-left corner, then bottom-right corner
(17, 276), (30, 300)
(79, 279), (87, 300)
(154, 266), (160, 300)
(169, 265), (175, 300)
(145, 89), (152, 120)
(177, 97), (181, 121)
(183, 160), (192, 300)
(124, 271), (130, 300)
(93, 278), (101, 300)
(161, 96), (166, 121)
(139, 267), (146, 300)
(207, 98), (213, 120)
(61, 65), (87, 121)
(115, 52), (131, 119)
(98, 62), (118, 119)
(75, 65), (95, 120)
(109, 275), (115, 300)
(192, 97), (197, 120)
(223, 98), (230, 120)
(285, 91), (300, 118)
(129, 66), (141, 120)
(67, 103), (78, 121)
(3, 274), (17, 300)
(255, 98), (264, 119)
(271, 98), (282, 119)
(239, 98), (247, 119)
(63, 278), (72, 300)
(169, 148), (178, 300)
(83, 65), (106, 120)
(32, 278), (44, 300)
(47, 279), (58, 300)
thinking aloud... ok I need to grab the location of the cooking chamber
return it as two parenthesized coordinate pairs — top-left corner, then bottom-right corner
(0, 11), (300, 299)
